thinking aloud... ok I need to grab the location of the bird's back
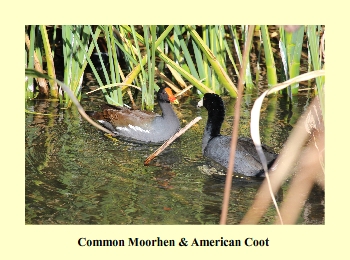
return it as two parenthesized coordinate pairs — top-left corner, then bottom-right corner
(204, 136), (277, 177)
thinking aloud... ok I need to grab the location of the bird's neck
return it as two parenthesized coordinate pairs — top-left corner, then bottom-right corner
(159, 101), (177, 120)
(202, 108), (225, 152)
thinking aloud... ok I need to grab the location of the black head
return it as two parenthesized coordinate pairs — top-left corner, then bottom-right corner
(203, 93), (225, 116)
(157, 87), (178, 103)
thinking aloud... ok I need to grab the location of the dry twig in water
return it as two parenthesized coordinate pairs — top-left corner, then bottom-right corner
(144, 116), (202, 165)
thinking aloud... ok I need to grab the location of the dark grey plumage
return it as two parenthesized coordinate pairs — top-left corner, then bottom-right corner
(199, 93), (277, 177)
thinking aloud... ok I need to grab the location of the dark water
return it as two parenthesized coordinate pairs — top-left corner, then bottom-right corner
(25, 91), (324, 224)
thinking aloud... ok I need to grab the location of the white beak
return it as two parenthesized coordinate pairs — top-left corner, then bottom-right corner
(197, 98), (203, 108)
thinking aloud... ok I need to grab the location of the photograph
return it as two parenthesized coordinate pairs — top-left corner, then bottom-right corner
(25, 25), (325, 225)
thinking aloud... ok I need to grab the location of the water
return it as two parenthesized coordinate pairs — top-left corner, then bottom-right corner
(25, 91), (324, 224)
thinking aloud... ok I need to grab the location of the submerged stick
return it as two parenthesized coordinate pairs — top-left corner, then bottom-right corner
(144, 116), (202, 165)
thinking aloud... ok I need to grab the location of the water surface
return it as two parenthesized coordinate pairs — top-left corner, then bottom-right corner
(25, 91), (324, 224)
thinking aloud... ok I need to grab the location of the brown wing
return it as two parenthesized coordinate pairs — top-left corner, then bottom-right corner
(90, 107), (158, 128)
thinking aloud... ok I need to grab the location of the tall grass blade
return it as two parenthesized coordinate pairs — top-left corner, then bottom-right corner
(174, 25), (200, 80)
(62, 25), (94, 107)
(131, 25), (148, 109)
(228, 26), (241, 79)
(307, 25), (325, 119)
(120, 25), (212, 96)
(40, 25), (59, 98)
(144, 25), (155, 110)
(25, 27), (35, 99)
(25, 26), (49, 97)
(192, 38), (206, 84)
(104, 25), (122, 105)
(261, 25), (278, 87)
(286, 26), (304, 95)
(186, 25), (237, 97)
(201, 26), (211, 88)
(242, 26), (255, 90)
(219, 25), (239, 81)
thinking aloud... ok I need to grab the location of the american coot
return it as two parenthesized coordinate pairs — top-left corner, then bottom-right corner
(90, 87), (180, 143)
(198, 93), (277, 177)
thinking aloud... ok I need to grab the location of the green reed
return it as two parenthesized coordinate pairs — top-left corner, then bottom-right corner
(279, 26), (305, 96)
(25, 25), (325, 112)
(260, 25), (278, 87)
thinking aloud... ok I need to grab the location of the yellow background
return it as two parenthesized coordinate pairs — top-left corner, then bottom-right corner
(2, 0), (346, 258)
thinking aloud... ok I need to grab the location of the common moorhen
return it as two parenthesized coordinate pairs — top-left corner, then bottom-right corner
(198, 93), (277, 177)
(91, 87), (180, 143)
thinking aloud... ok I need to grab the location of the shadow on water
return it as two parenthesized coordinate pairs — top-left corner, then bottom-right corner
(25, 90), (324, 224)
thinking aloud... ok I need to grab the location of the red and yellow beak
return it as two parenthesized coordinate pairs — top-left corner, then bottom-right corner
(165, 87), (179, 104)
